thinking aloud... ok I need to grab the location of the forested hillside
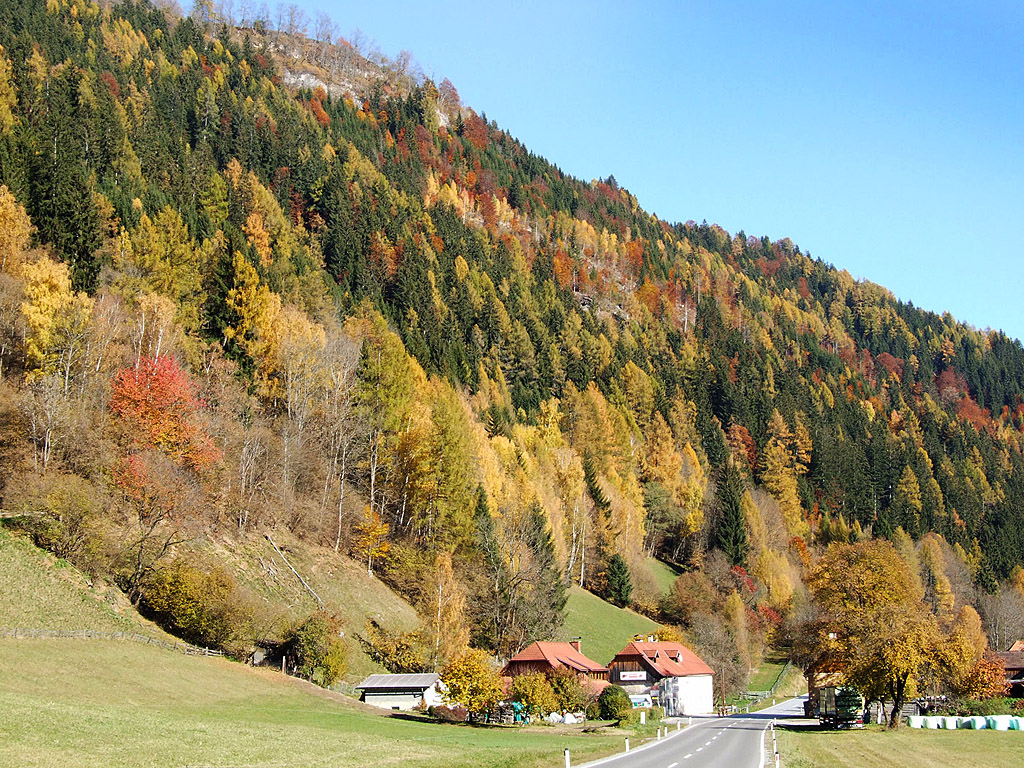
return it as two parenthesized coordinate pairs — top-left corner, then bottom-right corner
(3, 0), (1024, 698)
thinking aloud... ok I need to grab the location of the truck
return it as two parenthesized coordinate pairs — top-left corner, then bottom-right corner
(817, 686), (863, 728)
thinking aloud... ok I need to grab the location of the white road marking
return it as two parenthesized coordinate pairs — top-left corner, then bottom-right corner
(683, 755), (692, 760)
(696, 747), (703, 752)
(704, 741), (712, 746)
(668, 763), (678, 768)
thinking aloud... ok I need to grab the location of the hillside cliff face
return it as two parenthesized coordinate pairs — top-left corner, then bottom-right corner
(2, 0), (1024, 688)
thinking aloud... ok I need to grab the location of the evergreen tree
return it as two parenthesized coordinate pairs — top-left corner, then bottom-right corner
(715, 463), (749, 566)
(605, 553), (633, 607)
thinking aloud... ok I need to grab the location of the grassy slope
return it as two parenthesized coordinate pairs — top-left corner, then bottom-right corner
(646, 558), (680, 596)
(563, 585), (659, 666)
(0, 529), (631, 767)
(778, 725), (1024, 768)
(0, 528), (148, 633)
(0, 639), (625, 768)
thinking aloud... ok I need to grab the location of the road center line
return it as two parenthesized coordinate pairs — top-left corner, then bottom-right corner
(668, 763), (678, 768)
(683, 755), (692, 760)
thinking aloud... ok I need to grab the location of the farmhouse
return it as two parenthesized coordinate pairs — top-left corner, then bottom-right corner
(501, 640), (609, 683)
(994, 647), (1024, 696)
(355, 673), (444, 711)
(607, 640), (714, 715)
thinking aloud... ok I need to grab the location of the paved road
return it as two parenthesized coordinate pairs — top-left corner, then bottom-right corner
(575, 697), (806, 768)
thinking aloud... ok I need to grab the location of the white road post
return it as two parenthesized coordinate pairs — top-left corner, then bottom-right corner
(677, 721), (681, 731)
(564, 748), (570, 768)
(624, 738), (630, 752)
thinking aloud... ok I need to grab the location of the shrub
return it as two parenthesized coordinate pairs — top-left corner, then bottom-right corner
(288, 611), (347, 687)
(141, 560), (241, 649)
(598, 684), (633, 722)
(429, 705), (469, 722)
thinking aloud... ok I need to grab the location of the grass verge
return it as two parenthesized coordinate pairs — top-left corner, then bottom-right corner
(777, 723), (1024, 768)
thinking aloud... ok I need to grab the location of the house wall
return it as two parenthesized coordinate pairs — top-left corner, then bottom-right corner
(660, 675), (714, 716)
(362, 691), (427, 711)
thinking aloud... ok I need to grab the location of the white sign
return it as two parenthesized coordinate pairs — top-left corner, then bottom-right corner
(619, 671), (646, 681)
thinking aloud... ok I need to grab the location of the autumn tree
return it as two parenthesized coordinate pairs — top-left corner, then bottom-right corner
(110, 355), (218, 472)
(510, 672), (559, 716)
(440, 647), (503, 717)
(0, 186), (32, 274)
(801, 540), (938, 728)
(354, 506), (390, 576)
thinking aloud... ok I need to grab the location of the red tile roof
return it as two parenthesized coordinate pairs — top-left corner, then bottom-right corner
(503, 641), (609, 675)
(611, 641), (714, 678)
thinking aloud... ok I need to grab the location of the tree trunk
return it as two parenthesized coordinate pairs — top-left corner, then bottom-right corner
(888, 674), (908, 729)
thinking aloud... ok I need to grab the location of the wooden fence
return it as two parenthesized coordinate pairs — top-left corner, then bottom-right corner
(0, 627), (225, 657)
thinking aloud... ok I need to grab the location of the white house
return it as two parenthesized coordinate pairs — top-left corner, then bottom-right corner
(607, 640), (715, 716)
(355, 673), (444, 711)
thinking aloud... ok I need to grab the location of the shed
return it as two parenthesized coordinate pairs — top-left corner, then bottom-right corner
(356, 673), (444, 711)
(607, 640), (714, 715)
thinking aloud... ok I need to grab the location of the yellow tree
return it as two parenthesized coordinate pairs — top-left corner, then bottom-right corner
(803, 540), (938, 728)
(440, 647), (503, 717)
(118, 207), (205, 329)
(20, 256), (93, 386)
(224, 251), (282, 393)
(429, 551), (470, 669)
(354, 506), (390, 576)
(0, 186), (32, 274)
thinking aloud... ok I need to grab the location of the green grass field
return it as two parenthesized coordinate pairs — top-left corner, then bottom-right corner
(778, 723), (1024, 768)
(563, 585), (660, 665)
(0, 638), (629, 768)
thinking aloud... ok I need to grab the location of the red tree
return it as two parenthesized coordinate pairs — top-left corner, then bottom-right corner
(111, 356), (218, 471)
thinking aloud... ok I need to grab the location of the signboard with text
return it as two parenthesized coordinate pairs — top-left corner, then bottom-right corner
(619, 671), (647, 681)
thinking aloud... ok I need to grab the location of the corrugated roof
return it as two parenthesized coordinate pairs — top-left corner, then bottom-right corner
(356, 673), (440, 690)
(611, 641), (714, 678)
(502, 641), (609, 675)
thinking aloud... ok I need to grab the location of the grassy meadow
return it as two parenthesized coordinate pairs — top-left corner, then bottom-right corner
(0, 638), (628, 768)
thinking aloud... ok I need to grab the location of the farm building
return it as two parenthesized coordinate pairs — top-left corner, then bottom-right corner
(994, 648), (1024, 696)
(355, 673), (444, 711)
(501, 640), (609, 683)
(607, 640), (714, 716)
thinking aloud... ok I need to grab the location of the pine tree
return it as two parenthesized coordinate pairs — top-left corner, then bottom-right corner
(715, 463), (749, 566)
(605, 553), (633, 607)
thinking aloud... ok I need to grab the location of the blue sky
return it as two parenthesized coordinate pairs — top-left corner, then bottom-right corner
(294, 0), (1024, 342)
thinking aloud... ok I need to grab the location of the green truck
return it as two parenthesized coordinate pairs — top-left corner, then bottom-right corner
(818, 686), (863, 727)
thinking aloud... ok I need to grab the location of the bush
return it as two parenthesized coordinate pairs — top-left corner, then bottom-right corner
(954, 697), (1017, 717)
(288, 611), (347, 687)
(598, 684), (633, 722)
(141, 560), (242, 650)
(429, 704), (469, 722)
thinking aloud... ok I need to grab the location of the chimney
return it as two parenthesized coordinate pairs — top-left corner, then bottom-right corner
(570, 637), (582, 653)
